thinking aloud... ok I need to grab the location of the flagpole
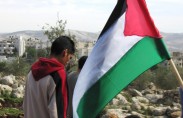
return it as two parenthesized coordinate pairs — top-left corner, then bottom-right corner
(169, 59), (183, 89)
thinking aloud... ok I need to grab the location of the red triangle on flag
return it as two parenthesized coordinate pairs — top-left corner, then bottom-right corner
(124, 0), (161, 38)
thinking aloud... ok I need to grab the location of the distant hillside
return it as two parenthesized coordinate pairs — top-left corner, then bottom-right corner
(161, 32), (183, 52)
(65, 30), (99, 42)
(0, 30), (183, 52)
(0, 30), (47, 41)
(0, 30), (99, 42)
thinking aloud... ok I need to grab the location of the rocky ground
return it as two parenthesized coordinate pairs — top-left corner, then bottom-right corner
(0, 75), (182, 118)
(100, 83), (182, 118)
(0, 75), (24, 118)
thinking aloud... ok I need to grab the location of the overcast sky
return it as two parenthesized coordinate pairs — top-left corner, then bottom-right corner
(0, 0), (182, 33)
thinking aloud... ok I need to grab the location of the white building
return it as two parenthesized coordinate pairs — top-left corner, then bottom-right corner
(14, 36), (26, 57)
(76, 41), (95, 58)
(0, 40), (15, 55)
(171, 52), (183, 68)
(162, 52), (183, 68)
(25, 37), (42, 49)
(1, 35), (96, 59)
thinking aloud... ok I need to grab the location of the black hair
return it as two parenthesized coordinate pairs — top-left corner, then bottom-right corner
(78, 56), (88, 70)
(51, 36), (75, 56)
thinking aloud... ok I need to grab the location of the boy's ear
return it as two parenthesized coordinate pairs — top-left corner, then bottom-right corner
(62, 49), (68, 57)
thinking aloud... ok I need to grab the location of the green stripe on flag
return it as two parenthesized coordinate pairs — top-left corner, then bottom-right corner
(77, 37), (170, 118)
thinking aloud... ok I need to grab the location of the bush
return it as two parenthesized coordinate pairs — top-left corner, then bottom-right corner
(152, 65), (179, 90)
(0, 108), (23, 116)
(130, 64), (179, 90)
(132, 70), (153, 90)
(0, 61), (7, 74)
(0, 58), (31, 76)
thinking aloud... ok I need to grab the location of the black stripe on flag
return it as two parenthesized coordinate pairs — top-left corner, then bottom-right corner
(99, 0), (127, 38)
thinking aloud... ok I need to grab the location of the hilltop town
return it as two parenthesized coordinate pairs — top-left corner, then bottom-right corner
(0, 30), (98, 62)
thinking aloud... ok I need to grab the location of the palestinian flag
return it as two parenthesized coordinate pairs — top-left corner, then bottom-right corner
(73, 0), (170, 118)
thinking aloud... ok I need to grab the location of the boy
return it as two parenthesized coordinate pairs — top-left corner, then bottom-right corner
(23, 36), (75, 118)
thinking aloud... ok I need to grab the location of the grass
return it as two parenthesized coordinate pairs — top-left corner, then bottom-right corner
(0, 108), (23, 116)
(0, 95), (23, 117)
(3, 97), (23, 104)
(0, 90), (23, 104)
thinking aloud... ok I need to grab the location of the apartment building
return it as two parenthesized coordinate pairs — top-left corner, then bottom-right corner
(0, 34), (96, 61)
(0, 40), (15, 55)
(25, 37), (43, 49)
(76, 41), (95, 58)
(0, 36), (26, 57)
(162, 52), (183, 68)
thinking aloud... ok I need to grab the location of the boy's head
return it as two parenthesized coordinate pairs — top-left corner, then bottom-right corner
(78, 56), (88, 70)
(51, 36), (75, 65)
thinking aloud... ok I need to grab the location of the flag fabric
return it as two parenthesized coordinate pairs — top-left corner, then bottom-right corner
(73, 0), (171, 118)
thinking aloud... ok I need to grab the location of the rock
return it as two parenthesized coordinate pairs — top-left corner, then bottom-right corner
(0, 75), (15, 86)
(147, 82), (156, 90)
(172, 102), (181, 109)
(141, 89), (155, 95)
(139, 103), (148, 111)
(131, 111), (144, 118)
(145, 94), (163, 103)
(12, 83), (19, 89)
(166, 107), (181, 117)
(156, 90), (164, 94)
(100, 113), (119, 118)
(109, 98), (119, 106)
(125, 114), (141, 118)
(11, 86), (24, 98)
(132, 97), (139, 103)
(125, 105), (131, 111)
(152, 107), (169, 116)
(131, 102), (141, 111)
(162, 89), (180, 104)
(129, 89), (142, 97)
(170, 111), (181, 118)
(132, 96), (149, 104)
(101, 109), (127, 118)
(0, 84), (12, 95)
(116, 94), (128, 105)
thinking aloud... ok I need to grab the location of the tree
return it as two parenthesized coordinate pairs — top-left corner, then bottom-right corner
(26, 46), (37, 63)
(42, 19), (76, 44)
(0, 61), (7, 74)
(37, 49), (47, 58)
(132, 70), (153, 90)
(3, 58), (31, 76)
(42, 19), (78, 61)
(42, 20), (67, 43)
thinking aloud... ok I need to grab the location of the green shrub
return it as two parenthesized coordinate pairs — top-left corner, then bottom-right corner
(0, 108), (23, 116)
(151, 65), (179, 90)
(132, 70), (153, 90)
(2, 58), (31, 76)
(130, 64), (179, 90)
